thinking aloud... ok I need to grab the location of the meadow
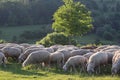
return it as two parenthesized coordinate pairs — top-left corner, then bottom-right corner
(0, 62), (120, 80)
(0, 25), (120, 80)
(0, 25), (51, 43)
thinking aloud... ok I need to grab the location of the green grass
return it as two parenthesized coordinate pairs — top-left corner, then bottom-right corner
(0, 25), (51, 43)
(0, 63), (120, 80)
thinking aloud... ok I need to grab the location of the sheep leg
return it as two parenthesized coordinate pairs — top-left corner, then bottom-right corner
(98, 66), (100, 74)
(79, 65), (82, 73)
(72, 64), (77, 73)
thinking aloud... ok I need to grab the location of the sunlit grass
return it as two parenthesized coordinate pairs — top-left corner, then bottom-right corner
(0, 63), (120, 80)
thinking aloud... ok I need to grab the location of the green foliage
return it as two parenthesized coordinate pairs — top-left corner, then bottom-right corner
(0, 39), (6, 43)
(36, 32), (76, 47)
(0, 1), (32, 26)
(52, 0), (93, 36)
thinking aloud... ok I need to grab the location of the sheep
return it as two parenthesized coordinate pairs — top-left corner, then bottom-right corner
(87, 52), (108, 74)
(2, 46), (22, 60)
(111, 50), (120, 75)
(83, 52), (94, 59)
(44, 47), (54, 53)
(63, 55), (88, 72)
(0, 50), (7, 67)
(49, 51), (64, 68)
(94, 45), (110, 52)
(24, 45), (44, 51)
(50, 45), (64, 52)
(18, 48), (42, 63)
(22, 50), (50, 67)
(57, 49), (72, 61)
(0, 44), (6, 49)
(20, 43), (31, 48)
(70, 49), (92, 57)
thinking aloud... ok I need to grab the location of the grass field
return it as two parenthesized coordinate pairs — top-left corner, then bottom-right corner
(0, 63), (120, 80)
(0, 25), (51, 43)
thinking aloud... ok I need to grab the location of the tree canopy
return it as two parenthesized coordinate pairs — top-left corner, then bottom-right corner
(52, 0), (93, 36)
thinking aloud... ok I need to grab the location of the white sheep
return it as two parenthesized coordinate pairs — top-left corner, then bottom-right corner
(2, 46), (22, 60)
(111, 50), (120, 75)
(87, 52), (108, 74)
(57, 49), (71, 62)
(20, 43), (31, 48)
(24, 45), (44, 51)
(63, 55), (88, 72)
(70, 49), (92, 57)
(50, 45), (64, 52)
(18, 48), (42, 63)
(22, 50), (50, 67)
(49, 51), (64, 68)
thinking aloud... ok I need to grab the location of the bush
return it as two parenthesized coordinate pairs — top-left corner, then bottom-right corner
(0, 39), (6, 43)
(36, 32), (76, 47)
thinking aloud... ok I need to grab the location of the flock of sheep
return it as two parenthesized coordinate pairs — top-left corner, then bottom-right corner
(0, 43), (120, 75)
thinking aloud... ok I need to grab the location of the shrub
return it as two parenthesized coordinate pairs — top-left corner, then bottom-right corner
(36, 32), (76, 47)
(0, 39), (6, 43)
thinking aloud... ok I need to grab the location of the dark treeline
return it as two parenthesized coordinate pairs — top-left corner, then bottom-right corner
(79, 0), (120, 41)
(0, 0), (62, 26)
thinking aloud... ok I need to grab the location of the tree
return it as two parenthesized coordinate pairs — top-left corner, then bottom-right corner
(52, 0), (93, 37)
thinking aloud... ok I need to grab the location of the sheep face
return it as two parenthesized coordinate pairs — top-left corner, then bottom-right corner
(18, 57), (24, 63)
(87, 63), (95, 74)
(111, 67), (117, 75)
(18, 54), (26, 63)
(111, 63), (120, 75)
(63, 65), (67, 71)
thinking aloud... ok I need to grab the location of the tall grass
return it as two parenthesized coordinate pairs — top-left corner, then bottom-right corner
(0, 63), (120, 80)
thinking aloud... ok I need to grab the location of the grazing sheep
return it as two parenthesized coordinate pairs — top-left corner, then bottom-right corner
(44, 47), (54, 53)
(70, 49), (92, 57)
(49, 51), (64, 68)
(63, 55), (88, 72)
(2, 46), (22, 60)
(94, 45), (110, 52)
(22, 50), (50, 67)
(20, 43), (31, 48)
(50, 45), (64, 52)
(87, 52), (108, 74)
(57, 49), (71, 61)
(18, 48), (42, 63)
(25, 45), (44, 51)
(0, 44), (6, 49)
(0, 50), (7, 67)
(111, 50), (120, 75)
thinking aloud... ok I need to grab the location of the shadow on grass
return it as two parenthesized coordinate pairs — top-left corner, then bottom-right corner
(0, 63), (46, 76)
(46, 66), (115, 78)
